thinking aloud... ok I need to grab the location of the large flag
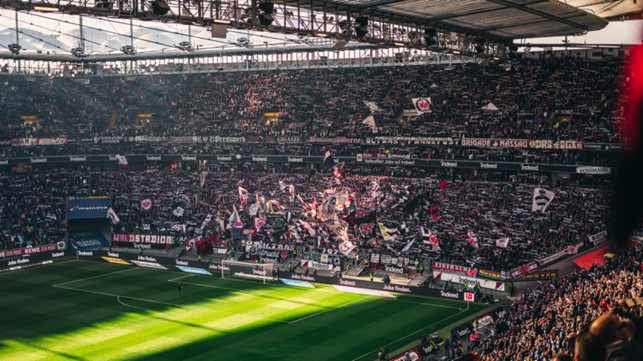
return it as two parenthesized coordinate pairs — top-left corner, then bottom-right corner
(299, 219), (316, 236)
(532, 188), (555, 212)
(200, 214), (212, 230)
(412, 97), (432, 114)
(481, 102), (498, 111)
(467, 231), (479, 248)
(331, 162), (345, 179)
(421, 227), (439, 248)
(115, 154), (128, 169)
(363, 101), (382, 113)
(378, 222), (399, 241)
(363, 115), (377, 131)
(227, 205), (242, 229)
(238, 186), (250, 210)
(322, 151), (335, 170)
(106, 207), (120, 225)
(200, 171), (207, 188)
(496, 237), (510, 248)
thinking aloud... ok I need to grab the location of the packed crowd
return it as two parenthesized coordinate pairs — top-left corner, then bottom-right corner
(0, 57), (624, 144)
(471, 245), (643, 361)
(0, 165), (611, 272)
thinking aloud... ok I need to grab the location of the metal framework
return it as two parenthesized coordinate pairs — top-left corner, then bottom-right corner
(0, 0), (608, 58)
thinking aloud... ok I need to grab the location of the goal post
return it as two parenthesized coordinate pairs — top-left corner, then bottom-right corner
(221, 259), (275, 284)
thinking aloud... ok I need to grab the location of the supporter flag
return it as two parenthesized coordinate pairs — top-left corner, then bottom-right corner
(288, 184), (295, 202)
(378, 222), (399, 241)
(328, 221), (349, 242)
(412, 97), (432, 114)
(421, 227), (440, 247)
(200, 171), (207, 188)
(173, 206), (185, 217)
(248, 202), (259, 217)
(299, 219), (316, 236)
(256, 193), (267, 214)
(322, 151), (335, 170)
(200, 214), (212, 230)
(481, 102), (498, 111)
(115, 154), (128, 169)
(141, 198), (153, 211)
(467, 231), (479, 248)
(332, 162), (345, 179)
(363, 101), (382, 113)
(255, 217), (267, 231)
(496, 237), (510, 248)
(278, 180), (287, 192)
(267, 199), (284, 214)
(338, 239), (357, 256)
(399, 239), (415, 254)
(363, 115), (377, 131)
(238, 186), (249, 210)
(227, 205), (241, 230)
(532, 188), (555, 212)
(106, 207), (120, 225)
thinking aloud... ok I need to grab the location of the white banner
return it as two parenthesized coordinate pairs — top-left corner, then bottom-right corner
(436, 272), (505, 292)
(588, 230), (608, 244)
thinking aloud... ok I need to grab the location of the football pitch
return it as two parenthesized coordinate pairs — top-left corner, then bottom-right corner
(0, 260), (489, 361)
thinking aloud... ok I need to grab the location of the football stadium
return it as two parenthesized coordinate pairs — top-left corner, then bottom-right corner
(0, 0), (642, 360)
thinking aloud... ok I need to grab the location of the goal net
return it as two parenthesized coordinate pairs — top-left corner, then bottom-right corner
(220, 259), (275, 284)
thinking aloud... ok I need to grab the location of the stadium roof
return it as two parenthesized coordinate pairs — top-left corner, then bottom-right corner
(0, 0), (639, 58)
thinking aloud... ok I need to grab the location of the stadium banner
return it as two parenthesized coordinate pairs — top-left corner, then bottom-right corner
(308, 137), (361, 144)
(176, 265), (212, 276)
(69, 230), (110, 250)
(11, 138), (69, 146)
(111, 233), (175, 245)
(301, 260), (335, 270)
(0, 154), (608, 175)
(67, 196), (110, 220)
(588, 230), (608, 245)
(0, 243), (64, 259)
(537, 248), (569, 266)
(365, 136), (456, 146)
(510, 262), (538, 278)
(516, 269), (558, 281)
(101, 256), (131, 265)
(433, 262), (478, 277)
(477, 269), (511, 281)
(459, 138), (584, 150)
(576, 166), (611, 175)
(0, 248), (73, 273)
(583, 143), (624, 151)
(434, 272), (505, 292)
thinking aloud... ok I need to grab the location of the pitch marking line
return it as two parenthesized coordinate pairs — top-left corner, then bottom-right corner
(53, 266), (139, 287)
(350, 307), (470, 361)
(55, 283), (293, 324)
(167, 278), (371, 324)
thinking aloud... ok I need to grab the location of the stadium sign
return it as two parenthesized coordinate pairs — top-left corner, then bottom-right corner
(146, 155), (162, 161)
(69, 156), (86, 162)
(112, 234), (174, 245)
(520, 164), (539, 171)
(30, 158), (47, 163)
(588, 230), (608, 244)
(308, 137), (361, 144)
(0, 160), (7, 165)
(366, 136), (455, 146)
(435, 272), (505, 292)
(68, 197), (110, 220)
(460, 138), (583, 150)
(382, 284), (412, 293)
(433, 262), (478, 277)
(439, 291), (460, 299)
(252, 156), (268, 162)
(576, 166), (611, 175)
(0, 243), (61, 259)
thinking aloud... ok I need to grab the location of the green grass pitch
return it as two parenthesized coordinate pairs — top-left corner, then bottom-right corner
(0, 260), (489, 361)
